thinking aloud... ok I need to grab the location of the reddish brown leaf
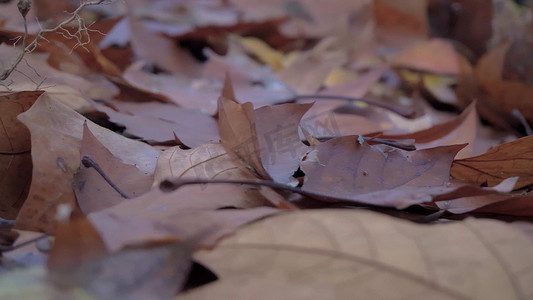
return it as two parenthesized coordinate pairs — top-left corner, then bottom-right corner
(47, 216), (107, 277)
(0, 91), (42, 219)
(476, 41), (533, 125)
(432, 177), (533, 217)
(451, 136), (533, 189)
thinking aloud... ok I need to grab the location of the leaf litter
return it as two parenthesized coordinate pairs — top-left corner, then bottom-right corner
(1, 0), (533, 298)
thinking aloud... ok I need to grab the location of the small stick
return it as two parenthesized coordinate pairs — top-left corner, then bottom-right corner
(81, 155), (131, 199)
(309, 136), (416, 151)
(0, 233), (51, 252)
(292, 94), (414, 118)
(161, 177), (320, 198)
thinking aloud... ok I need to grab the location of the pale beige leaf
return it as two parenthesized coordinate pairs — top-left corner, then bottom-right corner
(179, 209), (533, 299)
(153, 143), (248, 186)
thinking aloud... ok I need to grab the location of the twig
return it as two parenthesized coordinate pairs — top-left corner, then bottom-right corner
(0, 0), (106, 81)
(292, 94), (414, 118)
(161, 177), (334, 202)
(81, 155), (131, 199)
(0, 233), (51, 252)
(306, 136), (416, 151)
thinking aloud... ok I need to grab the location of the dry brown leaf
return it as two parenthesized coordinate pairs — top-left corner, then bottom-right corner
(47, 216), (108, 278)
(476, 41), (533, 125)
(278, 37), (347, 94)
(300, 136), (464, 208)
(255, 103), (313, 184)
(431, 177), (521, 214)
(89, 206), (278, 252)
(231, 0), (369, 37)
(451, 136), (533, 189)
(95, 101), (219, 147)
(74, 123), (153, 214)
(373, 0), (428, 47)
(178, 209), (533, 299)
(299, 100), (387, 138)
(14, 93), (159, 232)
(128, 15), (202, 77)
(387, 38), (460, 75)
(204, 45), (295, 109)
(0, 91), (42, 219)
(218, 94), (297, 208)
(431, 177), (533, 217)
(48, 215), (195, 299)
(382, 102), (478, 159)
(218, 96), (269, 179)
(153, 143), (250, 185)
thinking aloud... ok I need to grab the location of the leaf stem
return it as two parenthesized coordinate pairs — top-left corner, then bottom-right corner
(292, 94), (414, 117)
(81, 155), (131, 199)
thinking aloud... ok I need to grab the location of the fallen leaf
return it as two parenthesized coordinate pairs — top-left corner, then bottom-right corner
(73, 242), (195, 300)
(373, 0), (428, 47)
(128, 16), (202, 77)
(14, 93), (159, 232)
(151, 142), (272, 209)
(476, 41), (533, 125)
(382, 102), (478, 159)
(89, 206), (278, 252)
(74, 123), (153, 214)
(431, 177), (533, 216)
(179, 209), (533, 299)
(153, 143), (250, 186)
(231, 0), (369, 37)
(218, 96), (269, 179)
(300, 136), (465, 208)
(94, 100), (219, 147)
(387, 38), (460, 75)
(204, 44), (295, 108)
(47, 214), (196, 300)
(451, 136), (533, 189)
(278, 37), (346, 94)
(255, 103), (313, 183)
(217, 93), (297, 208)
(47, 216), (108, 278)
(0, 91), (42, 219)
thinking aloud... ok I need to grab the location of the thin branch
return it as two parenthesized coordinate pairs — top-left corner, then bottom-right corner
(292, 94), (414, 118)
(0, 0), (106, 81)
(307, 136), (416, 151)
(160, 177), (331, 202)
(81, 155), (131, 199)
(0, 233), (51, 252)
